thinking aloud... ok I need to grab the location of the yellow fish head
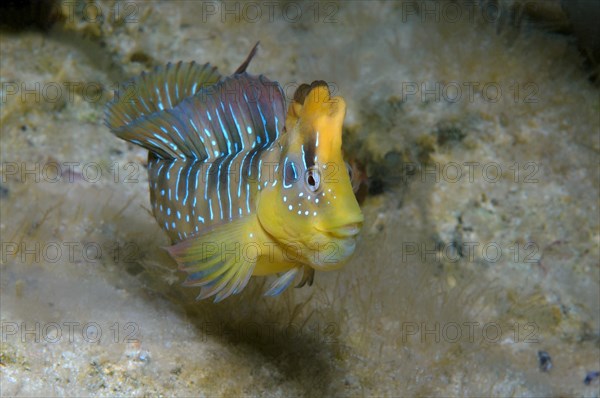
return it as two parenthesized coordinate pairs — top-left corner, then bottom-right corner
(258, 81), (363, 271)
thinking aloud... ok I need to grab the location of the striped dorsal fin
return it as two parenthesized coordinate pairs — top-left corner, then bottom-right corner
(105, 61), (221, 131)
(107, 73), (286, 161)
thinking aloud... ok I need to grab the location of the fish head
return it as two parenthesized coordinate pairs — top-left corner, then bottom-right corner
(257, 81), (363, 270)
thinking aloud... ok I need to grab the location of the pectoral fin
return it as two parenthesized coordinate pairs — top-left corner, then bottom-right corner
(165, 218), (258, 302)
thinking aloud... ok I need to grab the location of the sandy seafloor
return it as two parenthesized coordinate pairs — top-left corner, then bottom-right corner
(1, 0), (599, 396)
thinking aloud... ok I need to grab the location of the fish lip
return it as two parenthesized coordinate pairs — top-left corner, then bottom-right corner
(324, 222), (362, 238)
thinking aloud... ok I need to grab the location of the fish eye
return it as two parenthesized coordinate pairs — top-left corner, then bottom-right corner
(305, 167), (321, 192)
(284, 159), (298, 187)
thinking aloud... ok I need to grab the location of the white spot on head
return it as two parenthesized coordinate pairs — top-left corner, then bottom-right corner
(304, 210), (309, 216)
(299, 192), (304, 197)
(297, 210), (302, 215)
(313, 211), (317, 216)
(171, 221), (176, 228)
(249, 233), (254, 238)
(315, 198), (319, 204)
(283, 196), (287, 202)
(288, 205), (293, 211)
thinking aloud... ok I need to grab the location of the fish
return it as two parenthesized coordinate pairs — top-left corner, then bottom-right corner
(105, 44), (363, 302)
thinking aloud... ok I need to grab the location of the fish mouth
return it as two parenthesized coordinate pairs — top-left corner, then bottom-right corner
(326, 222), (362, 238)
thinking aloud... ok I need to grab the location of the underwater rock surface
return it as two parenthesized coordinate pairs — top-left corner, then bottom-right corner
(1, 1), (598, 396)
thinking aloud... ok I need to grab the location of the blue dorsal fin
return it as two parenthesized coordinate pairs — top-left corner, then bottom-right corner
(105, 61), (221, 132)
(107, 73), (286, 161)
(179, 73), (286, 158)
(110, 107), (207, 159)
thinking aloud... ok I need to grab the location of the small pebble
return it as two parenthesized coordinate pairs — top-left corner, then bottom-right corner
(538, 350), (552, 372)
(584, 371), (599, 385)
(0, 184), (9, 199)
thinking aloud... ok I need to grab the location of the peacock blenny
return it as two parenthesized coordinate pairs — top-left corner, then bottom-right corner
(105, 44), (363, 302)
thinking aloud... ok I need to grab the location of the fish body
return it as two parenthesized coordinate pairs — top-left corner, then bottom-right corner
(105, 45), (363, 301)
